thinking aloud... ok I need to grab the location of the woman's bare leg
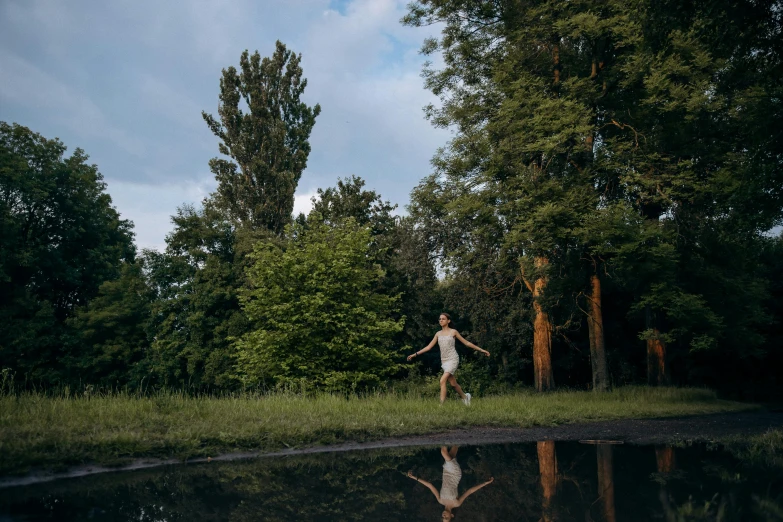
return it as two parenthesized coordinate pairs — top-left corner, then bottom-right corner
(440, 373), (450, 403)
(449, 446), (459, 458)
(441, 446), (453, 461)
(448, 374), (467, 400)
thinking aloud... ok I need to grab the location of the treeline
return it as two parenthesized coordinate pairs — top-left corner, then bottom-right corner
(0, 43), (439, 394)
(403, 0), (783, 397)
(2, 1), (782, 397)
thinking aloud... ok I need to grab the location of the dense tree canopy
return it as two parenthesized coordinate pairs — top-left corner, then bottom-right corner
(202, 40), (321, 234)
(405, 0), (783, 395)
(0, 122), (135, 386)
(235, 217), (404, 391)
(140, 41), (322, 391)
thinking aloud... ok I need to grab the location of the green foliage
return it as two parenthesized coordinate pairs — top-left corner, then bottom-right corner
(405, 0), (783, 394)
(0, 122), (134, 387)
(309, 176), (443, 371)
(66, 260), (153, 389)
(143, 204), (248, 390)
(202, 40), (321, 234)
(310, 175), (397, 236)
(235, 218), (405, 391)
(144, 40), (321, 390)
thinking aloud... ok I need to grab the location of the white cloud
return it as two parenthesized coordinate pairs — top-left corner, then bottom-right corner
(108, 179), (324, 250)
(105, 176), (217, 251)
(293, 191), (318, 217)
(296, 0), (449, 195)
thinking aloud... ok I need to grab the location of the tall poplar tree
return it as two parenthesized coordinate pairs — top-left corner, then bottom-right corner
(146, 42), (321, 389)
(202, 40), (321, 234)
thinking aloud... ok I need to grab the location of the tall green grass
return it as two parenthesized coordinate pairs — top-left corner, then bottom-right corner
(715, 429), (783, 469)
(0, 386), (755, 475)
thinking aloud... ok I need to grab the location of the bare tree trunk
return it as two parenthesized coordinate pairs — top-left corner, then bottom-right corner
(587, 273), (609, 391)
(645, 307), (669, 385)
(646, 334), (667, 385)
(537, 440), (558, 522)
(532, 257), (554, 392)
(596, 444), (616, 522)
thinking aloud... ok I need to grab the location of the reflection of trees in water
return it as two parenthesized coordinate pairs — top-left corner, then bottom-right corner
(0, 450), (417, 522)
(656, 446), (677, 522)
(1, 442), (782, 521)
(595, 444), (616, 522)
(656, 446), (676, 474)
(537, 440), (559, 522)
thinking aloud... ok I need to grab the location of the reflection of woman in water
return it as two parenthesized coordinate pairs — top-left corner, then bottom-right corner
(407, 313), (490, 405)
(407, 446), (494, 520)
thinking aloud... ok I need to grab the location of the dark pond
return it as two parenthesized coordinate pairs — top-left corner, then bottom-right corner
(1, 441), (781, 521)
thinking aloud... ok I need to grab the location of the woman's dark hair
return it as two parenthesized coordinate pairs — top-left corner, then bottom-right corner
(439, 313), (454, 328)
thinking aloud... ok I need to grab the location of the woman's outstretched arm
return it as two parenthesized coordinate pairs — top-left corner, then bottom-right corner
(454, 331), (490, 357)
(407, 471), (440, 500)
(407, 334), (439, 361)
(456, 477), (494, 505)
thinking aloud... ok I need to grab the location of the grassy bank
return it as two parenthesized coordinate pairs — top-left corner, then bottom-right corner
(714, 429), (783, 470)
(0, 386), (756, 476)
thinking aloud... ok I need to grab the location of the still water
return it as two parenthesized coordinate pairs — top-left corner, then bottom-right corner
(1, 441), (781, 521)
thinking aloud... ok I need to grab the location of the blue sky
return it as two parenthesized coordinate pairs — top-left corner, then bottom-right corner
(0, 0), (449, 250)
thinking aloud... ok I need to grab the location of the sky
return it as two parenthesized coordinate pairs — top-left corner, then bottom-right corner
(0, 0), (450, 251)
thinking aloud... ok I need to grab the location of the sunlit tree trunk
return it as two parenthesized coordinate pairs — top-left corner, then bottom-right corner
(538, 440), (559, 522)
(532, 257), (554, 391)
(587, 272), (609, 391)
(596, 444), (616, 522)
(646, 308), (669, 385)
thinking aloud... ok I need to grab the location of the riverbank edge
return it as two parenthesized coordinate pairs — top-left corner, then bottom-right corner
(3, 409), (780, 489)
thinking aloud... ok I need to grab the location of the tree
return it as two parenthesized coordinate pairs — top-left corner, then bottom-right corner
(404, 0), (783, 392)
(405, 0), (600, 391)
(202, 40), (321, 234)
(144, 204), (248, 390)
(600, 0), (783, 385)
(145, 41), (321, 390)
(66, 260), (153, 389)
(310, 175), (396, 236)
(0, 122), (134, 387)
(234, 218), (404, 391)
(310, 175), (441, 351)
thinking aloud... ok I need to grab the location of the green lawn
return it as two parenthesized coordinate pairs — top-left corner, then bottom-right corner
(0, 386), (757, 475)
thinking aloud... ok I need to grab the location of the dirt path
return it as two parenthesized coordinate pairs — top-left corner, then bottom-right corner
(3, 411), (781, 488)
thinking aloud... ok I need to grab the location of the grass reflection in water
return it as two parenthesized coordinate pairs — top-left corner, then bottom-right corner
(1, 440), (782, 521)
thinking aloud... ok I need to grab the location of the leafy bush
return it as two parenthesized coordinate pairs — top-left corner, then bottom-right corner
(234, 217), (405, 391)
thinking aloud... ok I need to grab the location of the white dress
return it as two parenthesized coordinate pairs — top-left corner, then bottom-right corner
(438, 335), (459, 375)
(440, 459), (463, 501)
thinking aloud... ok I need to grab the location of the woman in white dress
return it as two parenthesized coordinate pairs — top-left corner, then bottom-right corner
(407, 313), (490, 405)
(406, 446), (494, 520)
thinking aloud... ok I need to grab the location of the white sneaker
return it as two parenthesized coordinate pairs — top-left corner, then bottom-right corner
(463, 393), (471, 406)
